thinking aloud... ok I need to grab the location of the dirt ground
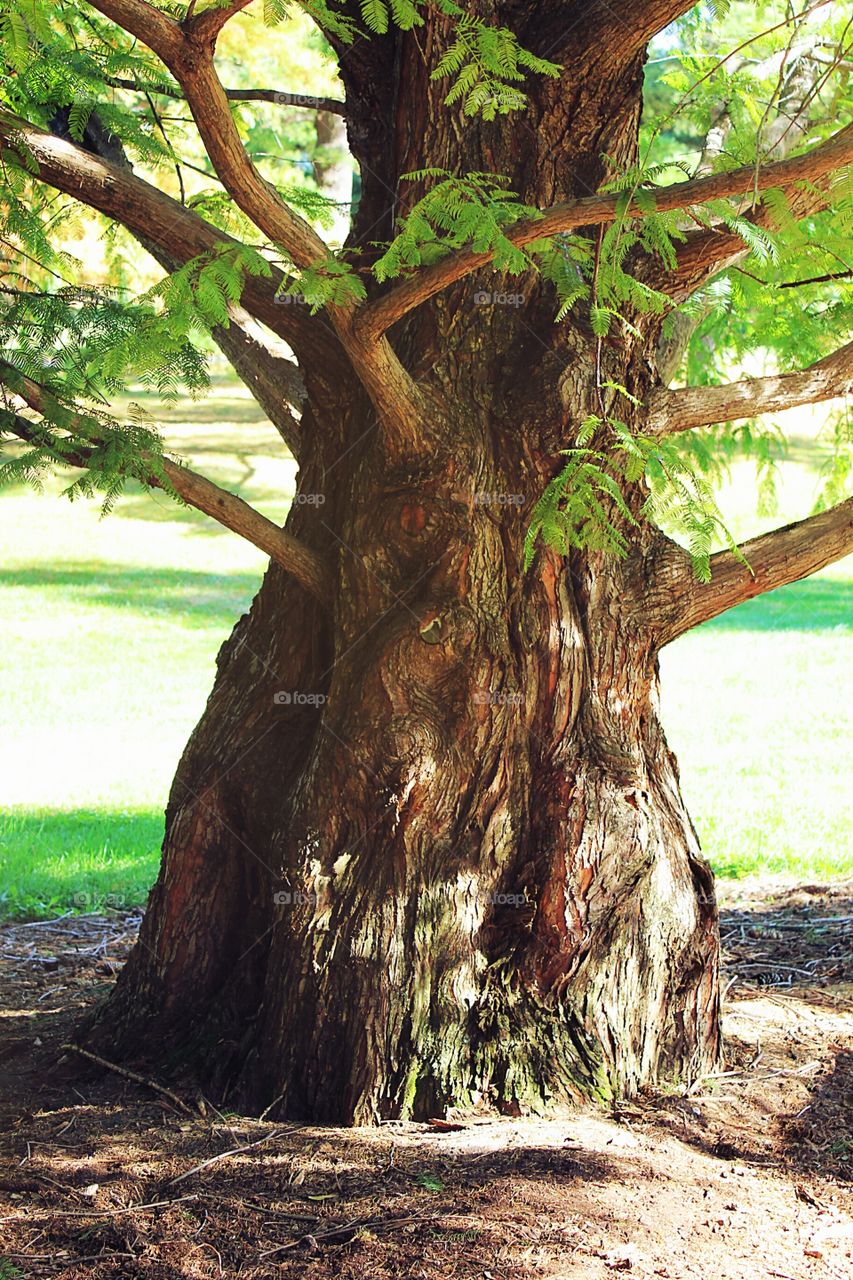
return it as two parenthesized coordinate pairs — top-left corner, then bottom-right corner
(0, 881), (850, 1280)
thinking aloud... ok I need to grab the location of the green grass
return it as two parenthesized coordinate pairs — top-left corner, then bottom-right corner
(0, 810), (163, 917)
(660, 571), (852, 882)
(0, 381), (850, 917)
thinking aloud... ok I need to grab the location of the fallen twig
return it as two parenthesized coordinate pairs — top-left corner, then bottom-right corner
(0, 1194), (199, 1223)
(197, 1192), (318, 1222)
(259, 1211), (441, 1257)
(166, 1127), (301, 1187)
(729, 962), (818, 978)
(60, 1043), (196, 1115)
(16, 913), (74, 929)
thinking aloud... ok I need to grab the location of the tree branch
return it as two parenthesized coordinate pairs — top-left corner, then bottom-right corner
(658, 175), (839, 302)
(184, 0), (254, 43)
(647, 341), (853, 435)
(649, 498), (853, 646)
(108, 78), (346, 115)
(587, 1), (698, 54)
(85, 0), (429, 459)
(86, 1), (325, 268)
(0, 111), (340, 377)
(48, 104), (306, 451)
(84, 0), (182, 61)
(0, 367), (333, 604)
(209, 311), (303, 455)
(355, 122), (853, 343)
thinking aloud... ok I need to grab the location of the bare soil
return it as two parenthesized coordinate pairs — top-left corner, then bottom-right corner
(0, 880), (850, 1279)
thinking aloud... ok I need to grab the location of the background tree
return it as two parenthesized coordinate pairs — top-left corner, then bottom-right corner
(0, 0), (851, 1122)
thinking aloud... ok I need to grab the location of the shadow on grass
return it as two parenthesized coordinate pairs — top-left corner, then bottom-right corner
(0, 809), (162, 919)
(699, 575), (852, 633)
(0, 564), (261, 626)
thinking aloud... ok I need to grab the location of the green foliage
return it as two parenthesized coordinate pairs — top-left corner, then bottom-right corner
(374, 171), (539, 280)
(150, 242), (272, 333)
(526, 412), (750, 582)
(0, 282), (209, 404)
(0, 395), (170, 518)
(813, 411), (853, 513)
(524, 445), (637, 567)
(529, 234), (593, 321)
(284, 253), (367, 310)
(431, 13), (561, 119)
(349, 0), (560, 115)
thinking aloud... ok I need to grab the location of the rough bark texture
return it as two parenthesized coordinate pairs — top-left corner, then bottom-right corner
(78, 11), (728, 1123)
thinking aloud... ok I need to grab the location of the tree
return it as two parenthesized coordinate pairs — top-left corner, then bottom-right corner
(1, 0), (851, 1122)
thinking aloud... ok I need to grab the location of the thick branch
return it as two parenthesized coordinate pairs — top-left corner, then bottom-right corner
(356, 123), (853, 343)
(209, 312), (303, 455)
(648, 39), (838, 305)
(50, 104), (305, 449)
(0, 112), (339, 374)
(660, 157), (843, 302)
(184, 0), (254, 42)
(85, 0), (428, 458)
(85, 0), (182, 60)
(648, 341), (853, 434)
(590, 1), (697, 53)
(85, 1), (327, 269)
(0, 368), (332, 604)
(650, 499), (853, 646)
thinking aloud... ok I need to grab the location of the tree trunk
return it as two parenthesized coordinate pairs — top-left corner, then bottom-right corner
(80, 22), (721, 1120)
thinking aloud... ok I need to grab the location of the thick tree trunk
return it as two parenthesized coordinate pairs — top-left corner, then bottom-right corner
(80, 17), (721, 1120)
(84, 374), (720, 1119)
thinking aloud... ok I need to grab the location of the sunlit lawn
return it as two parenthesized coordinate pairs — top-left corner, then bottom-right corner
(0, 381), (850, 917)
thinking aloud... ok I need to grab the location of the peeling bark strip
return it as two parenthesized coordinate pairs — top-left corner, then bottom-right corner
(15, 0), (844, 1122)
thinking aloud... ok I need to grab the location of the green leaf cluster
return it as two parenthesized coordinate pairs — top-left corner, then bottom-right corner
(374, 171), (539, 280)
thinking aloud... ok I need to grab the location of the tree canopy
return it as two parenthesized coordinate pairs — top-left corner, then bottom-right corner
(1, 0), (851, 593)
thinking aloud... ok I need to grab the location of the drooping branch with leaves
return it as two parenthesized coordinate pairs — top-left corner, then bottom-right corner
(1, 0), (851, 1122)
